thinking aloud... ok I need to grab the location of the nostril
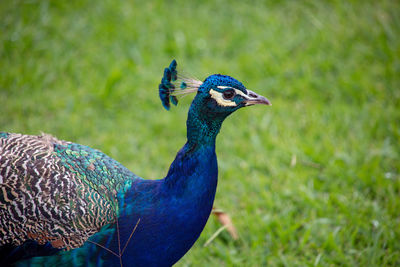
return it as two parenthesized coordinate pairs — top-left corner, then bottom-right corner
(249, 92), (257, 98)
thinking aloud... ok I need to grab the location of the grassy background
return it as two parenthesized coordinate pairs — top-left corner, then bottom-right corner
(1, 0), (399, 266)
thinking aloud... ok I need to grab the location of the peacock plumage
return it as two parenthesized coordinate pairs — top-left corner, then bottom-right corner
(0, 60), (270, 267)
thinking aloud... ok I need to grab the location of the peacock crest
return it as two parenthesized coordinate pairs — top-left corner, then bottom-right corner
(158, 59), (203, 110)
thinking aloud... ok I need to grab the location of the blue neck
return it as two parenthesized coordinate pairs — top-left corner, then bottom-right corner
(105, 108), (223, 266)
(185, 100), (227, 146)
(164, 141), (217, 189)
(164, 104), (225, 191)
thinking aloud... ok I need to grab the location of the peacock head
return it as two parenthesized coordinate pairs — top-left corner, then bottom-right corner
(159, 60), (270, 119)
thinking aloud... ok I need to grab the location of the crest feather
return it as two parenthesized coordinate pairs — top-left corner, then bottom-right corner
(158, 60), (202, 110)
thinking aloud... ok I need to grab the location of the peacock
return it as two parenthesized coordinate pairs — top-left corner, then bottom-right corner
(0, 60), (270, 266)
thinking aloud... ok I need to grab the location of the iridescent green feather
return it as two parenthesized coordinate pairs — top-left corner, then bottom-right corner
(53, 143), (139, 213)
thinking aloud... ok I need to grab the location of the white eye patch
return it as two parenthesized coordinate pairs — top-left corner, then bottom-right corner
(209, 87), (248, 107)
(209, 89), (236, 106)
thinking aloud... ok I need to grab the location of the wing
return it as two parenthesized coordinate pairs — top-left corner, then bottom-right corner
(0, 133), (140, 263)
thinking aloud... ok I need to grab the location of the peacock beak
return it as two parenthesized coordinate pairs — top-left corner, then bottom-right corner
(243, 89), (271, 106)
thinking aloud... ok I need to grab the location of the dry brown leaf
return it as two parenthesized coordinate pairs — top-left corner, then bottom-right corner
(212, 207), (238, 240)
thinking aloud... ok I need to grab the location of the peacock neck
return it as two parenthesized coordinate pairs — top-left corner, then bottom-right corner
(186, 103), (227, 147)
(109, 106), (223, 266)
(162, 103), (227, 190)
(163, 140), (217, 190)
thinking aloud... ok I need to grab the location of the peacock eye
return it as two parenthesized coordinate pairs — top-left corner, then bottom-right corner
(222, 89), (235, 100)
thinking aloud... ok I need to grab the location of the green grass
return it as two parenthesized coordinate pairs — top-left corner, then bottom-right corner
(1, 0), (399, 266)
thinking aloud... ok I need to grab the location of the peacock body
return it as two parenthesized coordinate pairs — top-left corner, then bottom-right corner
(0, 60), (270, 266)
